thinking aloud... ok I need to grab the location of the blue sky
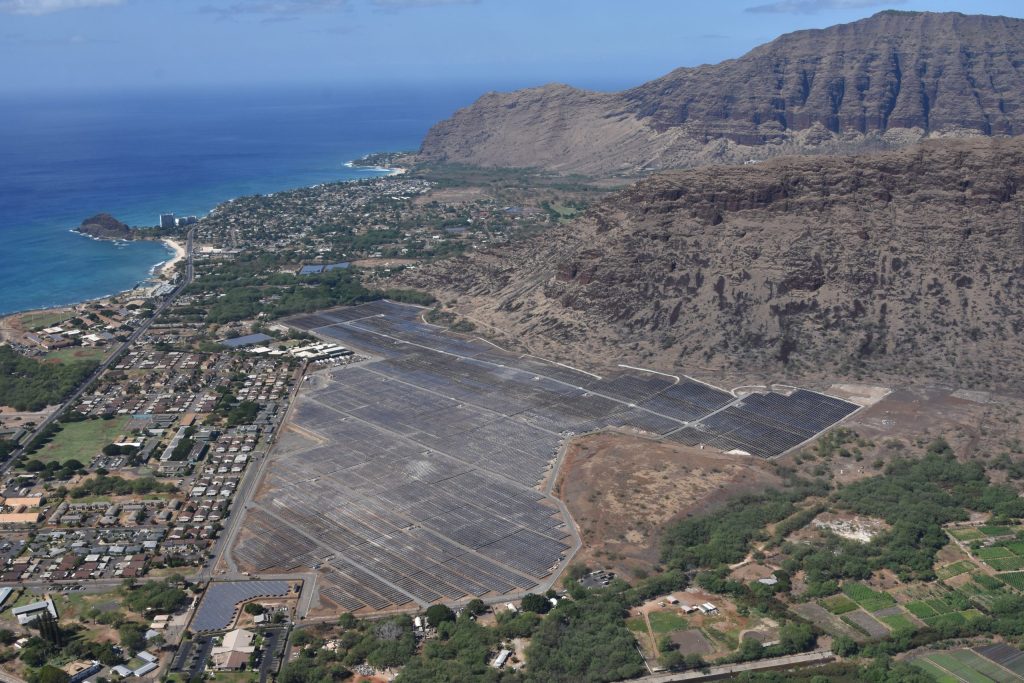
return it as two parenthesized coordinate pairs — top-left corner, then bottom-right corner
(2, 0), (1023, 93)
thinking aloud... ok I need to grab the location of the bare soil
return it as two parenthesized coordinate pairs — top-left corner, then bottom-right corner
(553, 431), (783, 579)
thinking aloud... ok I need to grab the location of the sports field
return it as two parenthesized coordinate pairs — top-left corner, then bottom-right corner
(33, 416), (130, 465)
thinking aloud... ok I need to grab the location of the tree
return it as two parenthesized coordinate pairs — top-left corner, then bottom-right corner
(464, 599), (487, 616)
(31, 665), (69, 683)
(520, 593), (551, 614)
(118, 622), (147, 653)
(243, 602), (266, 615)
(424, 604), (455, 627)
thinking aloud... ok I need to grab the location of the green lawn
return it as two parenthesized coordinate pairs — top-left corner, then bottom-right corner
(841, 582), (895, 612)
(980, 525), (1015, 537)
(20, 310), (70, 331)
(33, 416), (130, 465)
(820, 594), (858, 615)
(648, 610), (688, 634)
(45, 346), (109, 365)
(625, 616), (647, 633)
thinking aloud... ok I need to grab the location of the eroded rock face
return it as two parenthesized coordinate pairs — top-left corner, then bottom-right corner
(400, 138), (1024, 387)
(419, 11), (1024, 176)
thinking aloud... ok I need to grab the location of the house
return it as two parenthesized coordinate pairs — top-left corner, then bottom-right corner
(210, 628), (256, 670)
(64, 660), (102, 683)
(12, 596), (58, 625)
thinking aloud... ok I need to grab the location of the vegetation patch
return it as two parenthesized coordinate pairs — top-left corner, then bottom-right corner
(0, 345), (97, 411)
(997, 571), (1024, 591)
(841, 583), (895, 612)
(879, 613), (917, 632)
(949, 528), (985, 542)
(648, 610), (688, 634)
(819, 594), (858, 615)
(974, 546), (1014, 560)
(31, 416), (130, 465)
(984, 556), (1024, 571)
(936, 560), (976, 580)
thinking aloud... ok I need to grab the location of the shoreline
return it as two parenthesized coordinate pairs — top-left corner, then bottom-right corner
(4, 156), (400, 320)
(156, 238), (187, 278)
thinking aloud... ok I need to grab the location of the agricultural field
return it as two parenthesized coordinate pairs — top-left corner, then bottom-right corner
(936, 560), (978, 580)
(997, 571), (1024, 591)
(31, 416), (131, 465)
(949, 528), (986, 542)
(841, 582), (895, 612)
(820, 594), (858, 615)
(913, 648), (1023, 683)
(970, 538), (1024, 571)
(879, 613), (917, 632)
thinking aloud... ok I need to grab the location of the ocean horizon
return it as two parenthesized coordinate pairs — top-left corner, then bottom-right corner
(0, 83), (484, 316)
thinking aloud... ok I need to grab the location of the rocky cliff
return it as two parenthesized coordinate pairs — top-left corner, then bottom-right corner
(401, 138), (1024, 388)
(76, 213), (134, 240)
(420, 11), (1024, 176)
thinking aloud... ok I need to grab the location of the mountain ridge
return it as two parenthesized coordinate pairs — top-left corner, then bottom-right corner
(419, 11), (1024, 175)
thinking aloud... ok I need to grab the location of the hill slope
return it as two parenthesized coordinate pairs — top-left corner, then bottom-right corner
(401, 138), (1024, 387)
(419, 11), (1024, 175)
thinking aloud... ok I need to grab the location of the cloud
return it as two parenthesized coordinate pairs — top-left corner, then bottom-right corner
(0, 0), (122, 14)
(200, 0), (348, 21)
(745, 0), (905, 13)
(371, 0), (478, 8)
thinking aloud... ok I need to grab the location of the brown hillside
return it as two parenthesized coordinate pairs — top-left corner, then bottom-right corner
(400, 138), (1024, 388)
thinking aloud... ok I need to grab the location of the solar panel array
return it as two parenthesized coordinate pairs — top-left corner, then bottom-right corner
(663, 389), (859, 457)
(191, 580), (290, 632)
(228, 301), (858, 612)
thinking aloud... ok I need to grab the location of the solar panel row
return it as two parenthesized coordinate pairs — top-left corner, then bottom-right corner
(239, 301), (860, 612)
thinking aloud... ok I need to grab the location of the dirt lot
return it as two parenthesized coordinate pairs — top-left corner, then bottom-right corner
(553, 431), (783, 580)
(777, 385), (1024, 485)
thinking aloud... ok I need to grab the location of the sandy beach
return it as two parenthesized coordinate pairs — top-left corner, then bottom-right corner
(158, 238), (187, 278)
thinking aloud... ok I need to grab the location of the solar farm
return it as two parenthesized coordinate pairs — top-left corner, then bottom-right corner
(228, 300), (859, 613)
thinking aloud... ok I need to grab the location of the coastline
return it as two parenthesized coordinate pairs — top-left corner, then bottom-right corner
(4, 156), (399, 320)
(157, 238), (187, 278)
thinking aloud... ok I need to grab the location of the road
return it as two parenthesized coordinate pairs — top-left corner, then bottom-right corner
(194, 363), (308, 583)
(7, 227), (196, 470)
(616, 650), (836, 682)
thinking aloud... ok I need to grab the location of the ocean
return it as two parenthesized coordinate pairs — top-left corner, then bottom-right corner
(0, 84), (482, 315)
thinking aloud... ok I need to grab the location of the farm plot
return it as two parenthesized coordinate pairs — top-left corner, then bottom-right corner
(841, 582), (896, 612)
(915, 649), (1022, 683)
(820, 594), (858, 615)
(937, 560), (978, 580)
(997, 572), (1024, 591)
(842, 610), (889, 639)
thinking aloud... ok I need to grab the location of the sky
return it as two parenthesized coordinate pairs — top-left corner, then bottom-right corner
(2, 0), (1024, 94)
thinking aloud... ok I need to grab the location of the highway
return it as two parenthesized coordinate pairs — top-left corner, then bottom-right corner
(6, 228), (195, 471)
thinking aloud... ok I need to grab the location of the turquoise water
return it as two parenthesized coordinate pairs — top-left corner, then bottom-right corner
(0, 84), (481, 315)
